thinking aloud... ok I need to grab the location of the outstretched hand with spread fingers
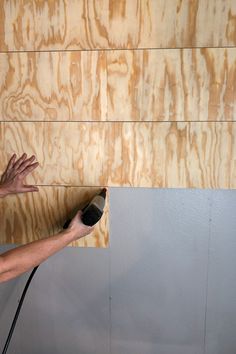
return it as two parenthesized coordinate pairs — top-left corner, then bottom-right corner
(0, 153), (39, 196)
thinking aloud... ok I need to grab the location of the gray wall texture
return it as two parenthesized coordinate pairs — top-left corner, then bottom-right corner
(0, 188), (235, 354)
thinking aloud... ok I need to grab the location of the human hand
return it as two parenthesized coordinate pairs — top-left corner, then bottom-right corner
(67, 210), (94, 241)
(0, 153), (39, 196)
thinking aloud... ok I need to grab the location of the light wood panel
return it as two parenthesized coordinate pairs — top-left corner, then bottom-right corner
(107, 48), (236, 122)
(1, 48), (236, 122)
(0, 51), (107, 121)
(3, 122), (108, 186)
(0, 122), (4, 152)
(0, 123), (6, 178)
(0, 0), (236, 51)
(0, 186), (109, 247)
(1, 122), (236, 189)
(107, 122), (236, 188)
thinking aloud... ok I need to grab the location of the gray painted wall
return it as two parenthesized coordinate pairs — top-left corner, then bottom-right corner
(0, 188), (235, 354)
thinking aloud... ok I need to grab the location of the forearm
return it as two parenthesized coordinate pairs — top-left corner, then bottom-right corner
(0, 229), (75, 282)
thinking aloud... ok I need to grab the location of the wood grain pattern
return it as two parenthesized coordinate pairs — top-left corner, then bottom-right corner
(3, 122), (108, 186)
(107, 122), (236, 188)
(1, 48), (236, 122)
(107, 48), (236, 122)
(0, 122), (4, 155)
(0, 187), (109, 247)
(1, 122), (235, 189)
(0, 0), (236, 51)
(0, 51), (107, 121)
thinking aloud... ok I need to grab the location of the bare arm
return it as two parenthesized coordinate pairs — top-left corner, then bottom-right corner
(0, 153), (94, 282)
(0, 211), (93, 283)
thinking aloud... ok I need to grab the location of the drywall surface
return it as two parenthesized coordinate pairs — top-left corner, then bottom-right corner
(0, 188), (235, 354)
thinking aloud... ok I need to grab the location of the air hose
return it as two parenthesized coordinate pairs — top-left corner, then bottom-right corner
(2, 266), (39, 354)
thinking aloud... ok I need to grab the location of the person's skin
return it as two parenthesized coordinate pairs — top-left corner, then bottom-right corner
(0, 153), (94, 283)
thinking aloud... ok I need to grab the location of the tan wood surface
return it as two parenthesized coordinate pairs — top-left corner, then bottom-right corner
(0, 51), (107, 121)
(0, 186), (109, 247)
(1, 48), (236, 122)
(107, 49), (236, 122)
(3, 122), (107, 186)
(1, 121), (235, 189)
(0, 0), (236, 51)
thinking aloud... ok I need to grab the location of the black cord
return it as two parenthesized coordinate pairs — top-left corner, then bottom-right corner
(2, 214), (71, 354)
(1, 266), (39, 354)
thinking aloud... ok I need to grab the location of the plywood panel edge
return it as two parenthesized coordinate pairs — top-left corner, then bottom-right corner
(0, 186), (109, 248)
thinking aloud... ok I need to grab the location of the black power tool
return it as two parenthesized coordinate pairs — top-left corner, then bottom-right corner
(81, 188), (107, 226)
(63, 188), (107, 228)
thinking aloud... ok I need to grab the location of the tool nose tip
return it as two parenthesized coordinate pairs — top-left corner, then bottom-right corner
(100, 188), (107, 198)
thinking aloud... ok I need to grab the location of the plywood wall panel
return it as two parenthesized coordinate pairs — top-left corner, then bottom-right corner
(0, 187), (109, 247)
(0, 52), (107, 121)
(108, 122), (236, 189)
(188, 123), (236, 189)
(107, 49), (236, 122)
(3, 122), (108, 186)
(0, 0), (236, 51)
(1, 49), (236, 122)
(0, 122), (4, 153)
(2, 122), (236, 189)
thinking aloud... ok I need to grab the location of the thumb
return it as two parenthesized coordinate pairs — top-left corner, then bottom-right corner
(77, 210), (83, 217)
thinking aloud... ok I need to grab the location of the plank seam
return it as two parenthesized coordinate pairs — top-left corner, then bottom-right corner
(2, 121), (236, 123)
(34, 185), (109, 188)
(0, 46), (236, 54)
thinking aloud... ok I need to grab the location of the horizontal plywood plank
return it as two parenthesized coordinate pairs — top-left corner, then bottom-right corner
(1, 122), (236, 189)
(0, 186), (109, 247)
(0, 0), (236, 51)
(1, 49), (236, 122)
(107, 49), (236, 122)
(0, 51), (107, 121)
(3, 122), (108, 186)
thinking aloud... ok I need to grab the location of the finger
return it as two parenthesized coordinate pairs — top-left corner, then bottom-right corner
(23, 185), (39, 192)
(0, 172), (6, 183)
(17, 155), (36, 174)
(18, 162), (39, 179)
(13, 153), (27, 170)
(5, 153), (17, 173)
